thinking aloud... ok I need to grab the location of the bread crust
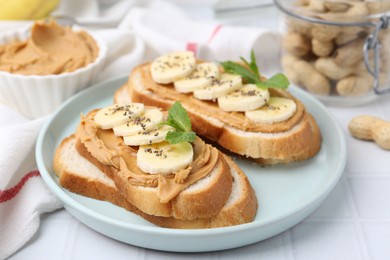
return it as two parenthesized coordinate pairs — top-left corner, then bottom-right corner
(114, 157), (232, 220)
(218, 112), (321, 163)
(54, 135), (258, 229)
(114, 64), (322, 165)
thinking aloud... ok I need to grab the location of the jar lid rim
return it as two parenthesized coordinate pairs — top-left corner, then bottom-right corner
(274, 0), (389, 26)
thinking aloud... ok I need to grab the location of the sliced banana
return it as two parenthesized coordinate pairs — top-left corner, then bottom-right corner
(217, 84), (270, 112)
(94, 103), (145, 129)
(174, 62), (220, 93)
(245, 97), (297, 124)
(151, 51), (196, 84)
(193, 73), (242, 100)
(137, 141), (194, 174)
(123, 125), (174, 146)
(113, 108), (164, 136)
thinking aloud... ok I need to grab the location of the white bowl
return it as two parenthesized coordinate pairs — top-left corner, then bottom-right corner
(0, 25), (107, 118)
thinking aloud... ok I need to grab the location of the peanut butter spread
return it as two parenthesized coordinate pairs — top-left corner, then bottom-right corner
(0, 21), (98, 75)
(132, 64), (306, 133)
(76, 109), (220, 203)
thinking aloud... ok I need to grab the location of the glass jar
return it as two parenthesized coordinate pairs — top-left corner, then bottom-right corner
(274, 0), (390, 106)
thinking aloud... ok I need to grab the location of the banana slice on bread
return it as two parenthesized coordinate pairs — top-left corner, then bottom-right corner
(245, 97), (297, 124)
(123, 125), (173, 146)
(174, 62), (220, 93)
(151, 51), (196, 84)
(94, 103), (144, 129)
(113, 108), (164, 136)
(137, 141), (194, 174)
(218, 84), (270, 112)
(193, 73), (243, 100)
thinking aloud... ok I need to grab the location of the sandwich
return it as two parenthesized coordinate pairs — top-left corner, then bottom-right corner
(53, 102), (258, 228)
(114, 51), (322, 165)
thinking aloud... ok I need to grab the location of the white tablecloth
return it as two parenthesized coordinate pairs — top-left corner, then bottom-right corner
(6, 3), (390, 260)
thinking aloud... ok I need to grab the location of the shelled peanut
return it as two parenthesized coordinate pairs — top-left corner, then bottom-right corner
(281, 0), (390, 97)
(349, 115), (390, 150)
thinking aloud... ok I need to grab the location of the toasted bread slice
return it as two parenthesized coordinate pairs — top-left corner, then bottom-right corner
(114, 64), (321, 165)
(114, 64), (322, 165)
(53, 135), (258, 229)
(74, 109), (236, 220)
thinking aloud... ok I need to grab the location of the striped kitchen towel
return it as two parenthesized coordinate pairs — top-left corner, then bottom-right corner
(0, 106), (62, 259)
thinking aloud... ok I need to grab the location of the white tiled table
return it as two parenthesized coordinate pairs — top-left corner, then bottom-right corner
(8, 3), (390, 260)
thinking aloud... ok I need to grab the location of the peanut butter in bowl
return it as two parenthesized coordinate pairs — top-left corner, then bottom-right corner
(0, 20), (107, 118)
(0, 20), (99, 75)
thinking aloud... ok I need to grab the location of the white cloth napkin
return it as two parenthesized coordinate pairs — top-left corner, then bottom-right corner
(0, 0), (281, 258)
(120, 0), (281, 73)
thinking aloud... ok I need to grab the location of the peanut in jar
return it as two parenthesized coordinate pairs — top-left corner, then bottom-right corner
(275, 0), (390, 106)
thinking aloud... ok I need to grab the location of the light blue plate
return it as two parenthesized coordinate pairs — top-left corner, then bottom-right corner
(36, 74), (347, 252)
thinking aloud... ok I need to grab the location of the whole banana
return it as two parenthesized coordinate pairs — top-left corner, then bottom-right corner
(0, 0), (60, 20)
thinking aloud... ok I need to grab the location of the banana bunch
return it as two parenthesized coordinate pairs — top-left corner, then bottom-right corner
(0, 0), (60, 20)
(151, 51), (297, 125)
(94, 104), (193, 174)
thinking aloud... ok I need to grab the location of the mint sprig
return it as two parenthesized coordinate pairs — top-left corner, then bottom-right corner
(219, 50), (290, 89)
(164, 102), (196, 144)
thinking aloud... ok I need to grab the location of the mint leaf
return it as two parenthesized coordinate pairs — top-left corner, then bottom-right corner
(165, 102), (191, 132)
(164, 101), (196, 144)
(250, 51), (261, 79)
(166, 130), (196, 144)
(240, 50), (260, 80)
(219, 50), (290, 90)
(239, 57), (252, 71)
(256, 73), (290, 89)
(220, 61), (259, 84)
